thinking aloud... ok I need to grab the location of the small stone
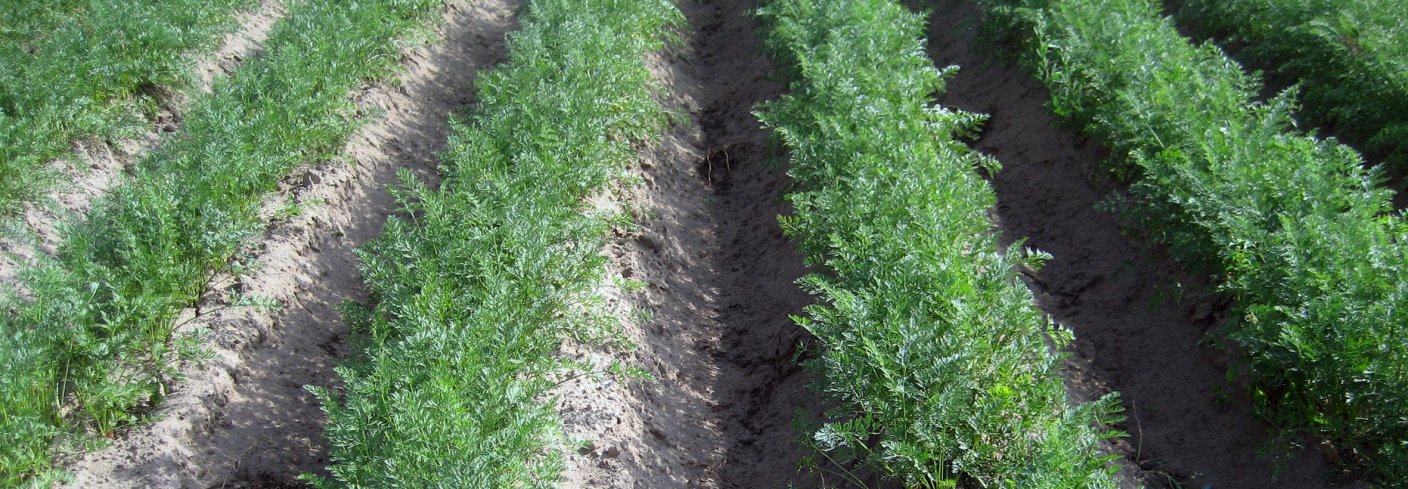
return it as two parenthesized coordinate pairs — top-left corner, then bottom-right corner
(1191, 301), (1214, 322)
(601, 446), (620, 459)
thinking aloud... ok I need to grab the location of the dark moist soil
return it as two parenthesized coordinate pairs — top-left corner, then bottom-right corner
(690, 0), (815, 483)
(920, 1), (1371, 487)
(59, 1), (518, 487)
(557, 0), (819, 487)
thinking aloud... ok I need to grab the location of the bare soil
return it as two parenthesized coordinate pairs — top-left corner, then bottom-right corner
(922, 1), (1368, 487)
(58, 1), (518, 486)
(0, 0), (289, 291)
(555, 0), (818, 487)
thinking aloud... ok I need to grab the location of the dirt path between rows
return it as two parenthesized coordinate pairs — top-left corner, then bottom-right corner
(0, 0), (288, 291)
(921, 1), (1365, 487)
(59, 1), (517, 487)
(556, 0), (818, 487)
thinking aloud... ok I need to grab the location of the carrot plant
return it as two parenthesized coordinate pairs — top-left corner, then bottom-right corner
(307, 0), (679, 486)
(756, 0), (1122, 486)
(978, 0), (1408, 482)
(0, 0), (255, 215)
(1173, 0), (1408, 168)
(0, 0), (439, 484)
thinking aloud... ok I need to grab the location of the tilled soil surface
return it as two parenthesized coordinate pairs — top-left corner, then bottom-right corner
(555, 0), (818, 487)
(59, 1), (517, 486)
(0, 0), (288, 290)
(922, 1), (1365, 487)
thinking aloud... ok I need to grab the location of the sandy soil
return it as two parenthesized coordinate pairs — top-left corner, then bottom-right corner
(554, 0), (819, 487)
(922, 1), (1368, 487)
(0, 0), (289, 292)
(57, 1), (518, 487)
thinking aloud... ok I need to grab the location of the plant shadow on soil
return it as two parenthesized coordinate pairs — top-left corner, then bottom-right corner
(58, 1), (520, 487)
(919, 1), (1370, 487)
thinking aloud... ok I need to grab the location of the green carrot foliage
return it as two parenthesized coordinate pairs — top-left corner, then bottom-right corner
(756, 0), (1122, 486)
(1174, 0), (1408, 168)
(0, 0), (254, 214)
(0, 0), (439, 484)
(978, 0), (1408, 482)
(309, 0), (680, 486)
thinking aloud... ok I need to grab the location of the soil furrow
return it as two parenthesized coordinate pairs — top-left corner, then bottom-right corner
(557, 0), (816, 487)
(0, 0), (289, 291)
(922, 1), (1348, 487)
(59, 1), (517, 486)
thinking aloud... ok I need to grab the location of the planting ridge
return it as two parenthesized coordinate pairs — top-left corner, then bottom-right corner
(757, 0), (1120, 485)
(0, 0), (254, 215)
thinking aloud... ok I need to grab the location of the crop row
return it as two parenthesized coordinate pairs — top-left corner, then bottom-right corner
(0, 0), (439, 484)
(978, 0), (1408, 482)
(307, 0), (679, 486)
(0, 0), (254, 215)
(1174, 0), (1408, 167)
(755, 0), (1120, 486)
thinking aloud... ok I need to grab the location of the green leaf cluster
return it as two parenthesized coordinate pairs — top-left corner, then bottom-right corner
(978, 0), (1408, 482)
(756, 0), (1122, 486)
(1175, 0), (1408, 168)
(308, 0), (680, 486)
(0, 0), (439, 484)
(0, 0), (255, 215)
